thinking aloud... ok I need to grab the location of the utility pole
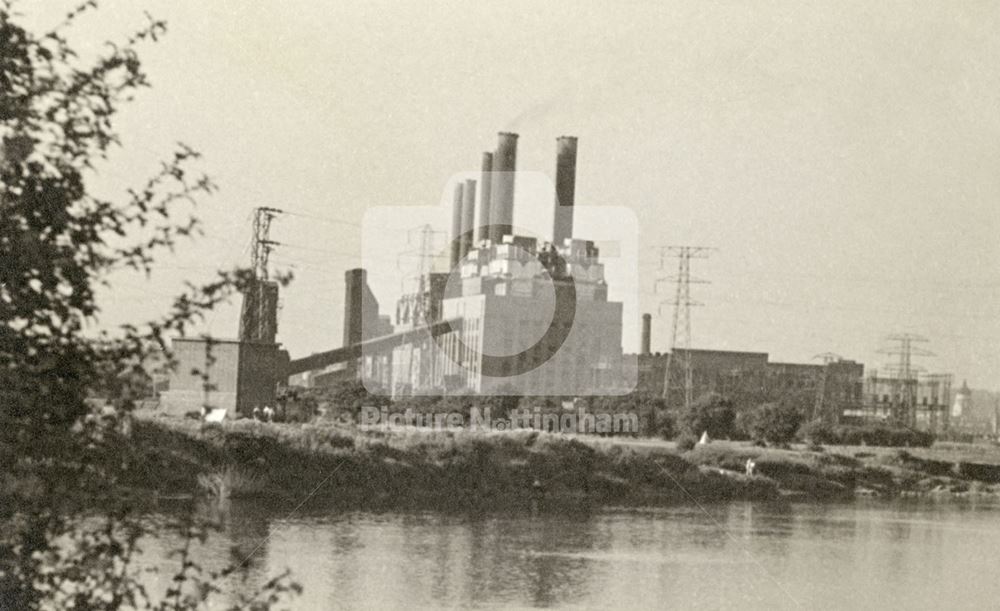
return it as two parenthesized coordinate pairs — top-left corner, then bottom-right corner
(878, 333), (933, 427)
(655, 246), (713, 408)
(239, 206), (282, 342)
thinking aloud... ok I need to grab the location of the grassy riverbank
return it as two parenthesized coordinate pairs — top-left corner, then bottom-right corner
(126, 418), (775, 507)
(120, 417), (1000, 508)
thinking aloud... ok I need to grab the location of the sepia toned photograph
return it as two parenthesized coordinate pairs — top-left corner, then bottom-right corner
(2, 1), (998, 609)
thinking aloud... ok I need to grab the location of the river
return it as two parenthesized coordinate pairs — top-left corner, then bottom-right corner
(137, 498), (1000, 610)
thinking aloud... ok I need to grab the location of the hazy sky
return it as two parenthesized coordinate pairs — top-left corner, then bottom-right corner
(27, 1), (1000, 388)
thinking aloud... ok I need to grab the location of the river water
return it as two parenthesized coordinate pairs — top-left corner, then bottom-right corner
(138, 498), (1000, 610)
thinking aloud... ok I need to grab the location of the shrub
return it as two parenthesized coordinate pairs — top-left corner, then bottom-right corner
(799, 419), (834, 444)
(319, 380), (389, 418)
(676, 432), (698, 451)
(799, 422), (934, 448)
(747, 403), (803, 446)
(679, 393), (736, 439)
(481, 385), (521, 419)
(656, 411), (676, 440)
(731, 409), (755, 441)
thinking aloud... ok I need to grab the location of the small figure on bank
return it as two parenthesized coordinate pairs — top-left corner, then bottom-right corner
(252, 405), (261, 421)
(262, 405), (274, 422)
(745, 458), (756, 477)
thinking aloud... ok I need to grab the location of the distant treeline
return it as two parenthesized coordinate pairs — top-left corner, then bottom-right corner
(800, 421), (934, 448)
(280, 382), (938, 449)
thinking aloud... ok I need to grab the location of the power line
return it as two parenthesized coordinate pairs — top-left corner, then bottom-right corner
(280, 209), (362, 228)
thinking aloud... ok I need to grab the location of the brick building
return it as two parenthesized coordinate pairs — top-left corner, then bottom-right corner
(629, 348), (864, 422)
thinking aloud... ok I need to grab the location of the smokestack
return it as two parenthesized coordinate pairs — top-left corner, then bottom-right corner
(552, 136), (578, 247)
(641, 313), (652, 356)
(489, 132), (518, 243)
(343, 268), (367, 347)
(477, 152), (493, 242)
(449, 181), (463, 269)
(459, 179), (476, 261)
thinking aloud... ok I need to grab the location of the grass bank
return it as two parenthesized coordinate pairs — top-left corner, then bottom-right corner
(682, 441), (1000, 499)
(120, 418), (1000, 508)
(124, 418), (777, 508)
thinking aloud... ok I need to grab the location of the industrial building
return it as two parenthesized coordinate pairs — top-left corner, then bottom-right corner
(156, 128), (961, 427)
(159, 337), (288, 417)
(160, 233), (289, 417)
(630, 317), (960, 432)
(293, 132), (629, 397)
(629, 326), (865, 423)
(845, 372), (953, 432)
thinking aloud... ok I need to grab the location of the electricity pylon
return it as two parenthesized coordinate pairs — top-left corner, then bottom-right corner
(656, 246), (713, 408)
(878, 333), (933, 427)
(397, 224), (447, 325)
(239, 206), (282, 342)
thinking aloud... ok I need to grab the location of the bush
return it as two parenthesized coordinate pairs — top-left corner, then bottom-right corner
(747, 403), (803, 446)
(319, 380), (389, 418)
(679, 393), (736, 439)
(676, 432), (698, 451)
(656, 412), (676, 440)
(799, 419), (834, 444)
(798, 422), (934, 448)
(586, 391), (666, 437)
(731, 409), (754, 441)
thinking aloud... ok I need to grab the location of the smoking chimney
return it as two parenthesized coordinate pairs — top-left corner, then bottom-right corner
(641, 313), (652, 356)
(477, 152), (493, 242)
(552, 136), (578, 247)
(459, 178), (476, 261)
(489, 132), (518, 243)
(449, 181), (464, 269)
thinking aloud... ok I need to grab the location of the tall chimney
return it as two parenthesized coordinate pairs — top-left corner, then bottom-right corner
(641, 313), (652, 356)
(477, 152), (493, 242)
(449, 182), (464, 269)
(552, 136), (578, 247)
(459, 179), (476, 261)
(489, 132), (518, 243)
(343, 268), (367, 347)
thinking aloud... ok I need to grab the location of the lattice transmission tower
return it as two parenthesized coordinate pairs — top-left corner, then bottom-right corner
(878, 333), (933, 427)
(397, 223), (448, 325)
(656, 246), (713, 407)
(238, 206), (282, 342)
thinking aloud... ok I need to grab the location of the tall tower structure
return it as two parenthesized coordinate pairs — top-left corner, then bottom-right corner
(656, 246), (712, 407)
(238, 206), (282, 343)
(878, 333), (933, 427)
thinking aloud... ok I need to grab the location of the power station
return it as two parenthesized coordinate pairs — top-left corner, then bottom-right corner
(291, 131), (627, 397)
(159, 130), (956, 433)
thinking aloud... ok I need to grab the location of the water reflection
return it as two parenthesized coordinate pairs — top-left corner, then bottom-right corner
(137, 497), (1000, 610)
